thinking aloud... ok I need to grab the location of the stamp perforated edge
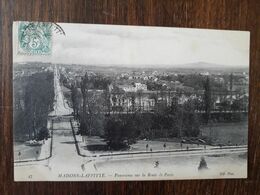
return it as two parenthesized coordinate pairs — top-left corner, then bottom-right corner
(17, 21), (53, 56)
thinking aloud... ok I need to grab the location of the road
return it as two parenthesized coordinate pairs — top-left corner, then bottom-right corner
(48, 65), (85, 172)
(49, 65), (72, 116)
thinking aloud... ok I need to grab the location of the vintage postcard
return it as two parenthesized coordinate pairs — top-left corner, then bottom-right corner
(13, 22), (249, 181)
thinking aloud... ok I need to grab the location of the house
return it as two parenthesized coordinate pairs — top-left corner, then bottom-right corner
(135, 83), (147, 91)
(118, 83), (147, 92)
(118, 84), (136, 92)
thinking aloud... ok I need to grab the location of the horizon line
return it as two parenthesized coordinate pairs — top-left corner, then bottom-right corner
(13, 61), (248, 69)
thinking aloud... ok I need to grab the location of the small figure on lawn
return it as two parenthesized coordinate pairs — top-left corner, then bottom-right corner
(18, 151), (21, 161)
(93, 164), (98, 171)
(154, 161), (159, 168)
(163, 143), (166, 150)
(198, 156), (208, 171)
(146, 144), (149, 151)
(81, 163), (85, 171)
(35, 150), (39, 160)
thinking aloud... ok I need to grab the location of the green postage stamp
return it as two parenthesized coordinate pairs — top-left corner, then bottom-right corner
(18, 22), (52, 55)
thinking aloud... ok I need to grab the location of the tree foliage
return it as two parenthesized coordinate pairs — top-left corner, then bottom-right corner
(203, 76), (212, 123)
(104, 116), (139, 150)
(79, 72), (109, 136)
(14, 72), (54, 140)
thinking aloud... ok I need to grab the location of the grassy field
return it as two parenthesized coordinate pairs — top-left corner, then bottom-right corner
(78, 136), (210, 156)
(14, 142), (42, 161)
(200, 121), (248, 145)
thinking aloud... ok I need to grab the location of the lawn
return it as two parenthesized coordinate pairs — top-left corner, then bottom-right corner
(77, 136), (209, 156)
(14, 142), (42, 161)
(200, 121), (248, 145)
(75, 121), (248, 156)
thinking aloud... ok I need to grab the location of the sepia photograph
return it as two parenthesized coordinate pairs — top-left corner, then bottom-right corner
(13, 22), (249, 181)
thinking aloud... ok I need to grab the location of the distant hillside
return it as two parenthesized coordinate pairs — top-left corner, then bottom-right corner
(167, 62), (248, 72)
(13, 61), (248, 74)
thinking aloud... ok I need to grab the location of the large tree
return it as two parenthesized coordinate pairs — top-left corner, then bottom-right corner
(203, 76), (212, 123)
(104, 116), (138, 150)
(20, 72), (54, 140)
(181, 99), (200, 137)
(71, 83), (80, 119)
(80, 73), (90, 135)
(79, 73), (108, 136)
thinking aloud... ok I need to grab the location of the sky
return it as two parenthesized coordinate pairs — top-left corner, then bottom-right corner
(13, 22), (250, 68)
